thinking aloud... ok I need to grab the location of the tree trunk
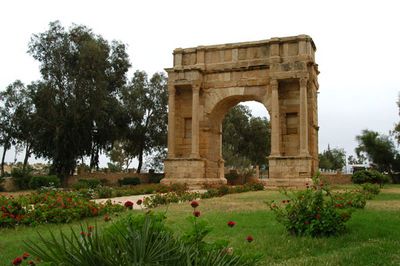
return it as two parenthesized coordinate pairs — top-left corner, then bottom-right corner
(23, 143), (31, 171)
(1, 146), (7, 176)
(137, 146), (144, 173)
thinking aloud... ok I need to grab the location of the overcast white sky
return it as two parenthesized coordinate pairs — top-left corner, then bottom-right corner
(1, 0), (399, 166)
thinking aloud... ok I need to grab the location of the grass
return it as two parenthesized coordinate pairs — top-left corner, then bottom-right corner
(1, 185), (400, 265)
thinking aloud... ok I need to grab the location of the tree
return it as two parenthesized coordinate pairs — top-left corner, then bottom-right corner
(28, 21), (130, 182)
(318, 146), (346, 170)
(222, 105), (270, 168)
(347, 154), (367, 165)
(0, 80), (36, 175)
(121, 71), (168, 173)
(355, 129), (398, 173)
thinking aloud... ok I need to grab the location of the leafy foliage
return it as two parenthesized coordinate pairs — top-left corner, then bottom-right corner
(25, 212), (257, 265)
(269, 175), (359, 237)
(120, 71), (168, 173)
(351, 169), (391, 185)
(0, 191), (124, 227)
(27, 21), (130, 182)
(318, 146), (346, 170)
(222, 105), (270, 168)
(29, 175), (60, 189)
(355, 130), (399, 173)
(118, 177), (141, 186)
(11, 166), (33, 190)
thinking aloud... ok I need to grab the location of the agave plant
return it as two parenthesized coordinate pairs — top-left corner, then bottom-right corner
(25, 213), (258, 265)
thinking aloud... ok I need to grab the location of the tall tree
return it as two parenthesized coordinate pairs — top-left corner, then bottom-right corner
(222, 105), (270, 168)
(318, 146), (346, 170)
(121, 71), (168, 173)
(28, 21), (130, 182)
(0, 80), (36, 174)
(355, 129), (398, 173)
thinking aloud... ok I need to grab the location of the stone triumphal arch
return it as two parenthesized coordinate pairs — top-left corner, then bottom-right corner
(162, 35), (319, 187)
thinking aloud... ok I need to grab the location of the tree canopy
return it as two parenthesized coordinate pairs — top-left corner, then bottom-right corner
(318, 146), (346, 171)
(27, 21), (130, 181)
(222, 105), (270, 168)
(355, 129), (399, 173)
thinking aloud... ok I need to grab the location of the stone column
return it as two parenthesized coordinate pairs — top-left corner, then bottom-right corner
(167, 85), (176, 158)
(299, 77), (309, 156)
(270, 79), (281, 156)
(190, 84), (200, 158)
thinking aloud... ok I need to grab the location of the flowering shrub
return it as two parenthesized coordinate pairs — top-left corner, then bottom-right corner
(269, 176), (357, 237)
(0, 191), (124, 227)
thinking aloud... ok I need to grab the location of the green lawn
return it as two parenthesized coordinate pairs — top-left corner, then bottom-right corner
(1, 185), (400, 265)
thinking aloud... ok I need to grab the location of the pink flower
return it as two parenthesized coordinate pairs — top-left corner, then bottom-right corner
(227, 221), (236, 227)
(193, 211), (201, 217)
(246, 235), (254, 242)
(190, 201), (199, 208)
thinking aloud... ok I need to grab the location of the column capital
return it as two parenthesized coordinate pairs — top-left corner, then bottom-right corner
(192, 84), (201, 92)
(300, 77), (308, 87)
(270, 79), (279, 89)
(168, 84), (176, 94)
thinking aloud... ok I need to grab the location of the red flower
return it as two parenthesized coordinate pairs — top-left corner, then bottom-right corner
(190, 201), (199, 208)
(246, 235), (254, 242)
(227, 221), (236, 227)
(22, 252), (30, 259)
(124, 201), (134, 209)
(136, 199), (143, 205)
(193, 211), (201, 217)
(12, 257), (23, 265)
(88, 225), (94, 232)
(28, 261), (36, 265)
(104, 214), (111, 222)
(80, 231), (86, 237)
(335, 203), (343, 208)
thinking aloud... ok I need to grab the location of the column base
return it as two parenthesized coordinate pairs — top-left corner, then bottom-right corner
(267, 155), (314, 187)
(163, 158), (227, 189)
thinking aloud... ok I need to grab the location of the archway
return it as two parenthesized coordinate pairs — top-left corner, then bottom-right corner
(162, 35), (319, 187)
(221, 101), (271, 183)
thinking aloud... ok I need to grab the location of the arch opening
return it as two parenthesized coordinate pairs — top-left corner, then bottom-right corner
(221, 101), (271, 183)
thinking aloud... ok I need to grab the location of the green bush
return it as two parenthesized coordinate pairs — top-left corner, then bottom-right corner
(352, 169), (391, 185)
(360, 183), (380, 199)
(11, 167), (33, 190)
(29, 175), (61, 189)
(244, 182), (264, 191)
(118, 177), (141, 186)
(269, 176), (355, 237)
(148, 173), (164, 184)
(96, 186), (113, 198)
(225, 171), (239, 182)
(72, 178), (101, 190)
